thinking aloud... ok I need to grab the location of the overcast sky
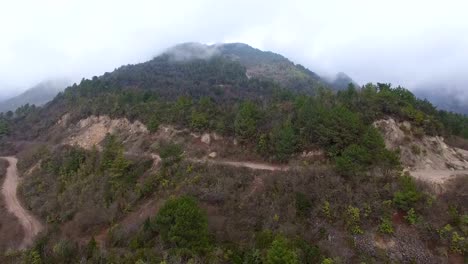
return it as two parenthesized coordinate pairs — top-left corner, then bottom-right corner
(1, 0), (467, 98)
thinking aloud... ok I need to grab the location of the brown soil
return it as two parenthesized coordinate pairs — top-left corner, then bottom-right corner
(0, 157), (43, 249)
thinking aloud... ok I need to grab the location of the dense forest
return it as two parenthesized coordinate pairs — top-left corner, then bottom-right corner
(0, 43), (467, 263)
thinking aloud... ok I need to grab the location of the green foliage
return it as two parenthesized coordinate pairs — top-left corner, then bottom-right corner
(256, 133), (270, 156)
(190, 111), (209, 130)
(86, 237), (98, 259)
(405, 208), (418, 225)
(294, 238), (322, 264)
(271, 120), (298, 162)
(155, 196), (211, 255)
(52, 240), (77, 263)
(321, 258), (334, 264)
(378, 217), (394, 234)
(22, 250), (42, 264)
(393, 175), (421, 211)
(322, 201), (332, 220)
(313, 106), (364, 156)
(100, 134), (125, 171)
(255, 230), (275, 250)
(159, 142), (183, 167)
(147, 115), (160, 132)
(295, 192), (312, 218)
(235, 101), (260, 141)
(335, 144), (369, 176)
(345, 206), (363, 235)
(266, 236), (300, 264)
(450, 232), (466, 253)
(0, 118), (9, 136)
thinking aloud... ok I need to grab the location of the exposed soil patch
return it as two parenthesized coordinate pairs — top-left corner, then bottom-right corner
(65, 115), (148, 150)
(375, 118), (468, 188)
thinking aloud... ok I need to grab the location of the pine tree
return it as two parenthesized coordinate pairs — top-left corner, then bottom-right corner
(266, 236), (299, 264)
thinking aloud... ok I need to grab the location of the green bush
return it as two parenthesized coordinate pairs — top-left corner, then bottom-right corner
(345, 206), (363, 235)
(335, 144), (369, 176)
(154, 196), (211, 255)
(271, 120), (298, 162)
(159, 142), (183, 167)
(393, 175), (421, 211)
(235, 101), (260, 141)
(147, 115), (160, 132)
(266, 236), (300, 264)
(404, 208), (418, 225)
(378, 217), (394, 234)
(0, 119), (9, 136)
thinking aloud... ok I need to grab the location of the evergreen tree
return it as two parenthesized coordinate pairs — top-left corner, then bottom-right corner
(155, 196), (211, 255)
(235, 101), (260, 141)
(266, 236), (299, 264)
(272, 120), (298, 162)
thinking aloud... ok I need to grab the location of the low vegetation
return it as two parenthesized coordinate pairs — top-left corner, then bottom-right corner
(0, 44), (467, 262)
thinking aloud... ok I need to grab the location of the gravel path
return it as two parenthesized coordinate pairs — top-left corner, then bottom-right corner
(1, 156), (43, 249)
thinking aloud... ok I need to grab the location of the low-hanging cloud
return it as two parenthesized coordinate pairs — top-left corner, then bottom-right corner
(164, 43), (220, 62)
(0, 0), (467, 102)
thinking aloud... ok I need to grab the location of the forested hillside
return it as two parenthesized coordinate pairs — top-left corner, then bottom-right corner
(0, 43), (467, 263)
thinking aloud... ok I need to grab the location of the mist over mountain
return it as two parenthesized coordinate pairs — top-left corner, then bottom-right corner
(164, 42), (339, 91)
(1, 40), (468, 263)
(413, 84), (468, 115)
(0, 79), (70, 113)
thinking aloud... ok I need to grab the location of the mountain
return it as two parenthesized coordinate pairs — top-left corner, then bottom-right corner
(325, 72), (358, 90)
(0, 43), (467, 263)
(0, 79), (70, 113)
(165, 42), (328, 91)
(413, 86), (468, 115)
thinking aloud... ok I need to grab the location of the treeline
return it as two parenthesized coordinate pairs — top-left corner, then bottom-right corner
(46, 71), (467, 170)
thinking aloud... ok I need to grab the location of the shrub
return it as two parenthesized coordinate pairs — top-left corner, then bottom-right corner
(190, 111), (209, 131)
(404, 208), (418, 225)
(22, 250), (42, 264)
(335, 144), (369, 176)
(147, 115), (160, 132)
(450, 232), (466, 254)
(393, 175), (421, 211)
(322, 201), (332, 220)
(235, 101), (260, 141)
(378, 217), (394, 234)
(345, 206), (363, 235)
(154, 196), (210, 255)
(159, 142), (183, 167)
(271, 120), (298, 162)
(255, 230), (275, 250)
(294, 238), (321, 264)
(410, 144), (421, 155)
(266, 236), (300, 264)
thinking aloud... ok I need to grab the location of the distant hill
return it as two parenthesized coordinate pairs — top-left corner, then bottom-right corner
(0, 79), (70, 113)
(325, 72), (358, 91)
(413, 85), (468, 115)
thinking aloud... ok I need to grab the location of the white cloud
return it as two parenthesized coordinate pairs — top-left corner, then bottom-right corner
(0, 0), (467, 94)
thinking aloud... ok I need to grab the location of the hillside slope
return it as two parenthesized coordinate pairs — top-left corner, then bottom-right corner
(0, 43), (467, 263)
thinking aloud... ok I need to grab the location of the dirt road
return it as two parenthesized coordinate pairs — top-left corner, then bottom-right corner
(1, 156), (43, 249)
(190, 158), (289, 171)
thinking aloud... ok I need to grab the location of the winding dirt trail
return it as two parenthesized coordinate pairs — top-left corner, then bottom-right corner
(1, 156), (43, 249)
